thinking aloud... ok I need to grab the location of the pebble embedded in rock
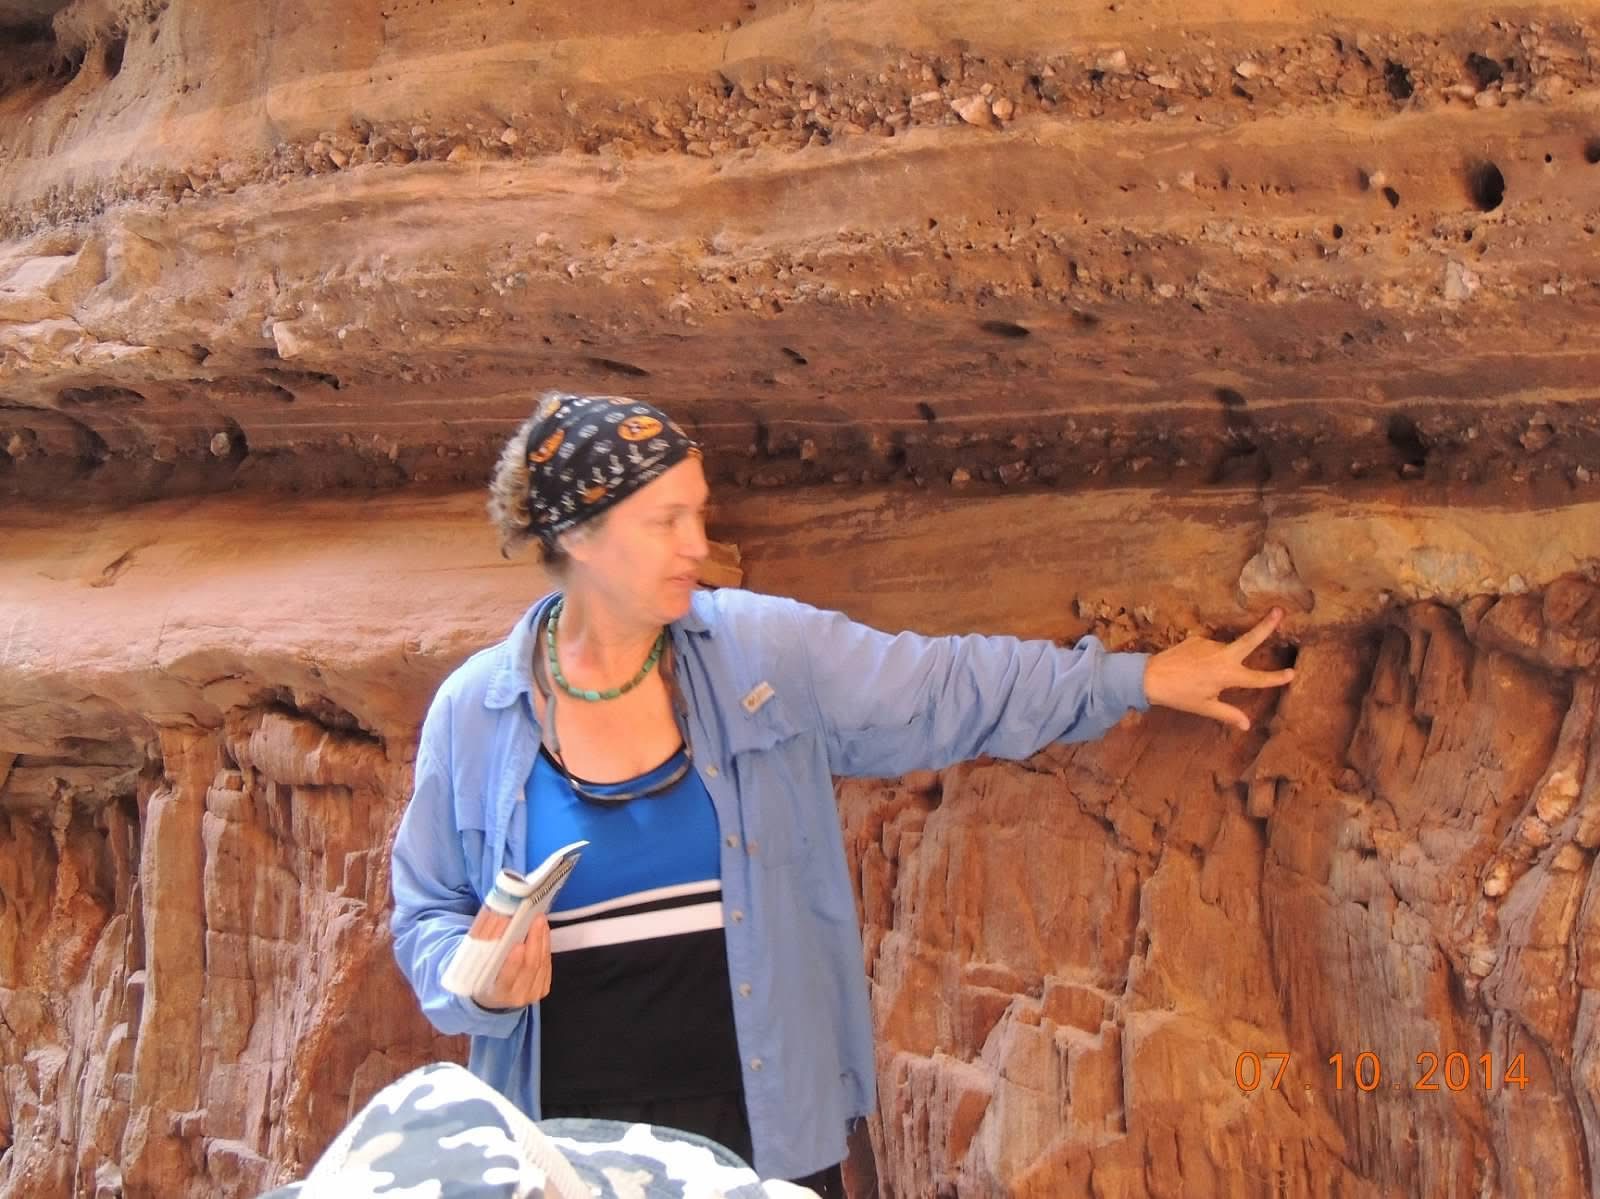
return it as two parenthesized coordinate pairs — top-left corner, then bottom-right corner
(271, 322), (306, 360)
(1535, 770), (1580, 824)
(1552, 844), (1587, 872)
(1482, 860), (1511, 896)
(1520, 815), (1553, 848)
(951, 96), (994, 127)
(1237, 539), (1315, 612)
(1096, 49), (1129, 74)
(1520, 417), (1555, 452)
(1443, 261), (1479, 302)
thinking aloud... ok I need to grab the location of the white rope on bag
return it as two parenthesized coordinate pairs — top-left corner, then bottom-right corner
(513, 1120), (592, 1199)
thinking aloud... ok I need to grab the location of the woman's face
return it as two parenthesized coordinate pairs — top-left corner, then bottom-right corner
(565, 455), (711, 625)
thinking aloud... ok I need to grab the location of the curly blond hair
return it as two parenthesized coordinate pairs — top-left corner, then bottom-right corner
(487, 391), (606, 566)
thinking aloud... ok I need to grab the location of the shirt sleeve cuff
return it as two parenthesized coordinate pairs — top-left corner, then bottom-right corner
(451, 990), (527, 1035)
(1104, 651), (1151, 714)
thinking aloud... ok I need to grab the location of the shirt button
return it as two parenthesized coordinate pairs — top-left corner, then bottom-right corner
(730, 909), (745, 923)
(749, 1058), (764, 1072)
(738, 982), (752, 998)
(724, 835), (739, 849)
(706, 765), (720, 778)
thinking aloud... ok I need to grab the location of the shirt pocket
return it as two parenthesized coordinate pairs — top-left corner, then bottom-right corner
(723, 690), (817, 868)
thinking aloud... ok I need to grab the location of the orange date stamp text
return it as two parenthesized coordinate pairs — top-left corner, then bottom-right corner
(1235, 1051), (1530, 1093)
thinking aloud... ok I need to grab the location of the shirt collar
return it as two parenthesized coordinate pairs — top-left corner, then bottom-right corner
(483, 587), (712, 710)
(680, 588), (712, 635)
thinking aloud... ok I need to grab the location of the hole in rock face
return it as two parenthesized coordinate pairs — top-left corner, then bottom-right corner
(1382, 186), (1401, 209)
(916, 402), (937, 423)
(217, 417), (249, 465)
(74, 424), (110, 471)
(1215, 388), (1254, 446)
(104, 34), (125, 78)
(1466, 162), (1505, 212)
(1585, 139), (1600, 166)
(584, 357), (650, 378)
(978, 320), (1030, 339)
(780, 347), (808, 365)
(1465, 52), (1503, 89)
(1386, 413), (1429, 469)
(1207, 440), (1265, 485)
(1332, 223), (1345, 239)
(48, 45), (86, 88)
(1384, 61), (1414, 99)
(58, 387), (146, 406)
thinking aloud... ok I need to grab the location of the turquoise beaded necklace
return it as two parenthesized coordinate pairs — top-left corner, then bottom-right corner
(545, 597), (666, 702)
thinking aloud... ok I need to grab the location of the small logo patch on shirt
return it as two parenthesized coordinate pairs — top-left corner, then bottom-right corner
(742, 681), (775, 714)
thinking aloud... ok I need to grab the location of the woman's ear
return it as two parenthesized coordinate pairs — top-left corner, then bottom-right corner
(559, 524), (597, 565)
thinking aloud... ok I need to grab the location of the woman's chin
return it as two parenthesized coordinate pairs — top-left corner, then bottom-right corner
(660, 580), (696, 621)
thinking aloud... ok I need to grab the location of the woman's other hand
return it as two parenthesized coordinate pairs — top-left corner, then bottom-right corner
(1142, 608), (1295, 732)
(474, 913), (553, 1009)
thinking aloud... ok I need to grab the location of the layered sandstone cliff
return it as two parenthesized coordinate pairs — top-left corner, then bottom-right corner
(3, 0), (1600, 1195)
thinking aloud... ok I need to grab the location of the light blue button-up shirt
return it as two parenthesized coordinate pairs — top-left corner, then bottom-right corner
(390, 587), (1149, 1180)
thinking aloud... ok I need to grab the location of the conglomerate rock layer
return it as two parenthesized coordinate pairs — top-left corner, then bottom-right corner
(3, 0), (1600, 1196)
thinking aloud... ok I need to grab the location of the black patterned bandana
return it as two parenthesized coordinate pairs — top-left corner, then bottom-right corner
(524, 392), (701, 546)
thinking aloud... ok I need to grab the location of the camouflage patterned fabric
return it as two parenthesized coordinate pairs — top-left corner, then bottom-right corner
(257, 1062), (819, 1199)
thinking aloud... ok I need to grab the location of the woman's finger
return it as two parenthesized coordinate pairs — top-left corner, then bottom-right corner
(510, 917), (551, 1003)
(493, 942), (526, 998)
(1201, 699), (1252, 731)
(469, 906), (504, 939)
(1230, 666), (1296, 690)
(1227, 608), (1283, 662)
(530, 917), (553, 1000)
(525, 914), (550, 948)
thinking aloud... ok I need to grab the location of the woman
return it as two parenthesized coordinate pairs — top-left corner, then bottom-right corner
(390, 391), (1293, 1194)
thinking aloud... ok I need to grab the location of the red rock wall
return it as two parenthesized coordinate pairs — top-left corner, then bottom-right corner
(4, 492), (1600, 1196)
(845, 592), (1600, 1196)
(1, 713), (462, 1197)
